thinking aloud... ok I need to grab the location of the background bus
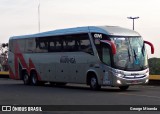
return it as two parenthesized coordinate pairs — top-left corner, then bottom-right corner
(8, 26), (154, 90)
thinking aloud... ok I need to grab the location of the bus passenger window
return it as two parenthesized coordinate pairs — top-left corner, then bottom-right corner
(63, 39), (75, 52)
(25, 39), (36, 53)
(47, 37), (60, 52)
(48, 41), (56, 52)
(35, 38), (48, 53)
(102, 46), (111, 66)
(75, 34), (93, 55)
(56, 40), (63, 52)
(80, 39), (93, 54)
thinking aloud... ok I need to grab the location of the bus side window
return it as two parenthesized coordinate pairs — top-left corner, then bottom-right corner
(17, 39), (25, 53)
(46, 36), (64, 52)
(64, 39), (76, 52)
(48, 41), (56, 52)
(34, 33), (93, 53)
(56, 39), (63, 52)
(62, 35), (75, 52)
(35, 38), (48, 53)
(25, 38), (36, 53)
(94, 39), (101, 55)
(102, 47), (111, 66)
(78, 34), (93, 55)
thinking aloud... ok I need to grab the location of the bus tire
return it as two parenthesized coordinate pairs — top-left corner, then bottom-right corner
(90, 76), (101, 90)
(31, 72), (39, 86)
(119, 86), (129, 91)
(23, 72), (30, 85)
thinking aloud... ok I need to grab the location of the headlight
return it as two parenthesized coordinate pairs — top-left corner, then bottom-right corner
(146, 70), (149, 77)
(117, 80), (122, 84)
(145, 79), (149, 83)
(116, 73), (124, 78)
(114, 70), (125, 78)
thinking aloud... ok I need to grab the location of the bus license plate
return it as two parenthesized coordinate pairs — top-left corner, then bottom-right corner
(131, 80), (138, 84)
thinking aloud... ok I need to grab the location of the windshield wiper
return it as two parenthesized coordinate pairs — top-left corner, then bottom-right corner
(128, 49), (131, 62)
(133, 49), (137, 61)
(124, 49), (131, 70)
(141, 42), (145, 56)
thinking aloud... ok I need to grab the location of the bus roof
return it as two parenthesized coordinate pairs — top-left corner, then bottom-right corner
(10, 26), (140, 40)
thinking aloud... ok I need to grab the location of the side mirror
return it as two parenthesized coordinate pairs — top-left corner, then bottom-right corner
(100, 40), (116, 55)
(144, 41), (154, 54)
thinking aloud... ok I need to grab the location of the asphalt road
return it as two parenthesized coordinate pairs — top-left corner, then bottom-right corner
(0, 78), (160, 114)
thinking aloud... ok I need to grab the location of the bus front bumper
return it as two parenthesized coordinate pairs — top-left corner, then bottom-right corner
(114, 76), (149, 86)
(102, 76), (149, 87)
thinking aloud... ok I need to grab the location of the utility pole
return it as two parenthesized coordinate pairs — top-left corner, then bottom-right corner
(127, 16), (139, 30)
(38, 0), (41, 32)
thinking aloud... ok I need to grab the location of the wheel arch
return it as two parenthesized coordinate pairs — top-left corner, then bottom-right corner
(30, 69), (37, 77)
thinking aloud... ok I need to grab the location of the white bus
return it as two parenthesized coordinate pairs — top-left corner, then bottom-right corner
(8, 26), (154, 90)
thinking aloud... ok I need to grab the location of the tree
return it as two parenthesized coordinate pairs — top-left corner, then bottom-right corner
(0, 43), (8, 71)
(148, 58), (160, 75)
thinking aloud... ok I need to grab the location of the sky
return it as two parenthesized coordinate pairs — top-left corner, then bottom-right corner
(0, 0), (160, 58)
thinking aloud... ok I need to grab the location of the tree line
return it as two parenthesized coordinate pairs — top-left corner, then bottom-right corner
(148, 58), (160, 75)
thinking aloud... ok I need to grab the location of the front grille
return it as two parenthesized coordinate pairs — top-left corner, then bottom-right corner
(124, 75), (146, 79)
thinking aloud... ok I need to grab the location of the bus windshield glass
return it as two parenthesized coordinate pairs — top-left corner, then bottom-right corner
(110, 36), (148, 71)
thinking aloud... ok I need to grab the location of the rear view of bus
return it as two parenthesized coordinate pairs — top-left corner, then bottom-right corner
(8, 26), (154, 91)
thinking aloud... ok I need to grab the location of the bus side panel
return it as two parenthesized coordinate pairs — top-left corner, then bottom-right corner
(27, 53), (57, 82)
(8, 39), (22, 80)
(8, 39), (42, 80)
(8, 51), (17, 79)
(74, 53), (94, 83)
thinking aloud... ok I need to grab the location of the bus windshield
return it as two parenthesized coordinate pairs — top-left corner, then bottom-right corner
(110, 36), (148, 71)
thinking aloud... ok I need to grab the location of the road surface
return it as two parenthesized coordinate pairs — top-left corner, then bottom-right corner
(0, 78), (160, 114)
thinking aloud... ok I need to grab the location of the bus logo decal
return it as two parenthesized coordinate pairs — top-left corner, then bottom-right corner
(60, 56), (76, 64)
(94, 34), (102, 39)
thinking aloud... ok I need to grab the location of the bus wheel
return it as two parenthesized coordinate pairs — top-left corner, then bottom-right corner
(23, 72), (30, 85)
(31, 72), (39, 86)
(119, 86), (129, 91)
(90, 76), (101, 90)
